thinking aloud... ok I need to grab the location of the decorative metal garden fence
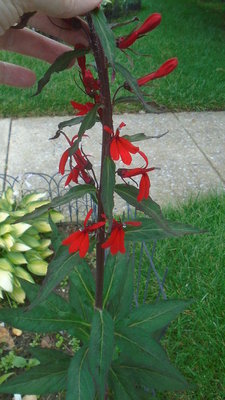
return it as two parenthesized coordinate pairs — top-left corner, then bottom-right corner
(0, 172), (168, 398)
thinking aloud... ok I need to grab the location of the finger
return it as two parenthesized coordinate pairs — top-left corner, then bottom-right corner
(32, 0), (101, 18)
(0, 28), (74, 64)
(0, 61), (36, 87)
(29, 13), (89, 47)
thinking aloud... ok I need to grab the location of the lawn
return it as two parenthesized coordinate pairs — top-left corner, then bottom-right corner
(137, 191), (225, 400)
(0, 0), (225, 117)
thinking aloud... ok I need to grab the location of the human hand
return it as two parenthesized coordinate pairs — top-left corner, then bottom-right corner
(0, 0), (100, 87)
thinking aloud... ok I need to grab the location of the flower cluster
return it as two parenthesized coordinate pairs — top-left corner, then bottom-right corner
(63, 210), (141, 257)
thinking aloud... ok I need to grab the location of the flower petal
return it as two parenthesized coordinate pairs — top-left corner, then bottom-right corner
(59, 149), (69, 175)
(79, 232), (89, 258)
(110, 138), (120, 161)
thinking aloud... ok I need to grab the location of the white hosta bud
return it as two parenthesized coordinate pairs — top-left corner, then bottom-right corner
(14, 267), (34, 283)
(0, 224), (12, 236)
(10, 286), (26, 304)
(11, 241), (31, 252)
(0, 212), (9, 223)
(7, 252), (27, 265)
(0, 270), (13, 293)
(12, 223), (31, 237)
(0, 258), (14, 272)
(27, 260), (48, 276)
(32, 221), (51, 233)
(2, 234), (15, 251)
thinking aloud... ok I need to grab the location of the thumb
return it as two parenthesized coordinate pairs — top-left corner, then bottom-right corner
(31, 0), (101, 17)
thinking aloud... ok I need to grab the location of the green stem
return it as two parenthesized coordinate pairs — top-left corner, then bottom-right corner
(87, 14), (114, 310)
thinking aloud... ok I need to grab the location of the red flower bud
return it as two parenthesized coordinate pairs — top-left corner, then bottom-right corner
(118, 31), (139, 49)
(137, 58), (178, 86)
(136, 13), (161, 36)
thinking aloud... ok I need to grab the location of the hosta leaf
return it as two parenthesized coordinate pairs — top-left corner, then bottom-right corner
(88, 309), (114, 399)
(91, 8), (116, 66)
(19, 184), (97, 222)
(0, 357), (70, 395)
(67, 346), (95, 400)
(116, 300), (192, 334)
(78, 104), (99, 140)
(101, 157), (115, 219)
(69, 262), (95, 322)
(115, 62), (157, 113)
(34, 48), (88, 96)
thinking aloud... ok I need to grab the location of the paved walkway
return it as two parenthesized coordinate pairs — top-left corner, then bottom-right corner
(0, 111), (224, 209)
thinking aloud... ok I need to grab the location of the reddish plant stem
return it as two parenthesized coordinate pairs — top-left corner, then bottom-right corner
(87, 14), (114, 310)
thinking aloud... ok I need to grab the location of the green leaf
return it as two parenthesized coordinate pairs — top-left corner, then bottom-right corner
(122, 133), (154, 142)
(58, 116), (84, 130)
(91, 8), (116, 66)
(3, 281), (90, 339)
(0, 373), (14, 385)
(109, 367), (152, 400)
(117, 300), (192, 334)
(115, 184), (163, 224)
(103, 253), (133, 319)
(78, 104), (99, 140)
(49, 214), (63, 253)
(114, 95), (140, 106)
(34, 49), (88, 96)
(115, 62), (157, 113)
(101, 157), (115, 219)
(125, 218), (202, 242)
(67, 346), (95, 400)
(19, 184), (97, 221)
(88, 309), (114, 399)
(0, 357), (70, 395)
(69, 262), (95, 321)
(30, 347), (71, 364)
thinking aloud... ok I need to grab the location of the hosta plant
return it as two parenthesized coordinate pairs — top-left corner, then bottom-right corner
(0, 187), (63, 303)
(0, 5), (201, 399)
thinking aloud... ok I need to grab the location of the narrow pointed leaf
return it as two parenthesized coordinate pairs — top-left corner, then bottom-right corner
(125, 218), (202, 242)
(49, 215), (63, 253)
(19, 184), (97, 221)
(115, 62), (158, 113)
(88, 309), (114, 399)
(34, 49), (88, 96)
(78, 104), (99, 140)
(122, 133), (155, 142)
(67, 346), (95, 400)
(91, 8), (116, 66)
(101, 157), (115, 219)
(117, 300), (193, 334)
(30, 347), (71, 364)
(58, 116), (84, 130)
(69, 262), (95, 321)
(0, 358), (70, 395)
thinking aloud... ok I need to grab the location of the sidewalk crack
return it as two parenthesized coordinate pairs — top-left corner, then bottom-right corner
(3, 118), (13, 192)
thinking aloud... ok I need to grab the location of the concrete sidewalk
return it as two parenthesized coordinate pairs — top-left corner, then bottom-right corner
(0, 111), (224, 207)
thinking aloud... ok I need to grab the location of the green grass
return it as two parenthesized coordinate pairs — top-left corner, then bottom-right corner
(137, 191), (225, 399)
(0, 0), (225, 117)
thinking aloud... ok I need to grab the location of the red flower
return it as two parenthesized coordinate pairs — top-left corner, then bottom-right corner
(137, 58), (178, 86)
(104, 122), (147, 166)
(136, 13), (161, 36)
(118, 31), (139, 49)
(102, 219), (141, 255)
(70, 101), (95, 116)
(117, 13), (161, 49)
(117, 167), (155, 202)
(83, 69), (100, 96)
(62, 209), (105, 258)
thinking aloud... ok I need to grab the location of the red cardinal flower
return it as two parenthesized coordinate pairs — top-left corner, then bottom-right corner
(117, 167), (155, 202)
(118, 31), (139, 49)
(118, 13), (161, 49)
(70, 101), (95, 116)
(137, 58), (178, 86)
(104, 123), (147, 166)
(62, 209), (105, 258)
(102, 219), (141, 255)
(136, 13), (161, 36)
